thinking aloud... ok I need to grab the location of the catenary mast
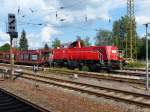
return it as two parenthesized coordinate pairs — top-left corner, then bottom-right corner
(127, 0), (136, 59)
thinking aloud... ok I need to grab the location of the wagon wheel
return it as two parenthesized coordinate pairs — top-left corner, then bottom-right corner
(78, 65), (82, 71)
(78, 63), (84, 71)
(88, 64), (100, 72)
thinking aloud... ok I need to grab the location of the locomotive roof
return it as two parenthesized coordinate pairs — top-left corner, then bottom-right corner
(0, 49), (52, 53)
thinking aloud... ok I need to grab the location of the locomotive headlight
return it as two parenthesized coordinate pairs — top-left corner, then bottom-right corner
(112, 50), (117, 53)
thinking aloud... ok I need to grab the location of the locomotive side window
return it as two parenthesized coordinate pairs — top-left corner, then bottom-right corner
(14, 54), (16, 60)
(42, 52), (50, 58)
(0, 54), (3, 59)
(23, 54), (29, 60)
(21, 54), (24, 60)
(31, 54), (38, 61)
(6, 54), (10, 59)
(112, 50), (117, 54)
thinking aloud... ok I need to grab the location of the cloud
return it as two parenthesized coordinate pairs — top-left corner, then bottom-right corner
(135, 0), (150, 25)
(0, 0), (133, 48)
(25, 26), (61, 49)
(40, 26), (60, 43)
(136, 16), (150, 25)
(0, 29), (10, 46)
(43, 0), (126, 25)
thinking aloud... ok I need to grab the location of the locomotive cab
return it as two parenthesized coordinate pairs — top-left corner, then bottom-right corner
(93, 46), (125, 70)
(68, 41), (82, 48)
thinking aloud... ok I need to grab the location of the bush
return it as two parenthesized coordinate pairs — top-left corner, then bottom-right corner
(81, 66), (89, 71)
(126, 60), (149, 68)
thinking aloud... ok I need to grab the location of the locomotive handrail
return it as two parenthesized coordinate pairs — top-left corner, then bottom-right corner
(98, 51), (103, 64)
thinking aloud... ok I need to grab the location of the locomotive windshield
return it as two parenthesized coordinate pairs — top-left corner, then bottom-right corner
(69, 41), (83, 48)
(69, 41), (78, 48)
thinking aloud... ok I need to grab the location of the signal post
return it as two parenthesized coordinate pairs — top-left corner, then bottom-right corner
(143, 23), (150, 91)
(7, 14), (18, 80)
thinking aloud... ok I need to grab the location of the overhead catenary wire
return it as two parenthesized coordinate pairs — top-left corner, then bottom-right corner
(18, 0), (85, 22)
(16, 0), (131, 32)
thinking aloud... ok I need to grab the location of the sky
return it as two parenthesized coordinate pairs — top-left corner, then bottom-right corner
(0, 0), (150, 49)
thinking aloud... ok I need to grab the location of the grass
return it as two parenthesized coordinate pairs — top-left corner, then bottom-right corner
(125, 60), (150, 68)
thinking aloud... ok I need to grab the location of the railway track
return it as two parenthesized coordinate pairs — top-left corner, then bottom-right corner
(45, 69), (145, 85)
(110, 70), (149, 77)
(0, 63), (148, 85)
(17, 72), (150, 108)
(125, 68), (150, 72)
(0, 63), (149, 77)
(0, 88), (50, 112)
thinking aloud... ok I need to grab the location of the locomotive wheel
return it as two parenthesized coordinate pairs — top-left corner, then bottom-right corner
(81, 65), (89, 71)
(53, 62), (59, 67)
(78, 65), (82, 71)
(67, 65), (75, 70)
(88, 66), (95, 72)
(88, 65), (99, 72)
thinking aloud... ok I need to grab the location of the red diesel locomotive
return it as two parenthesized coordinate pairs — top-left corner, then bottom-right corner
(50, 41), (125, 70)
(0, 41), (125, 70)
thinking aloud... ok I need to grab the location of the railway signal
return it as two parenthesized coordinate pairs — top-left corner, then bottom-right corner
(7, 13), (18, 80)
(8, 14), (18, 37)
(143, 23), (150, 91)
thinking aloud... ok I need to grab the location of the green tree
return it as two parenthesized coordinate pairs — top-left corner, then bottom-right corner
(137, 38), (150, 59)
(84, 37), (91, 46)
(44, 43), (49, 50)
(19, 30), (28, 50)
(95, 29), (112, 46)
(52, 38), (61, 48)
(112, 16), (138, 58)
(113, 16), (129, 50)
(0, 43), (10, 51)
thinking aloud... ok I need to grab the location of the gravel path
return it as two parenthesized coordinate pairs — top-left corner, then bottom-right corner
(0, 78), (124, 112)
(0, 73), (150, 112)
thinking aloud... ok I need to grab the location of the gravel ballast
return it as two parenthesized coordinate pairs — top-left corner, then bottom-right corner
(0, 74), (150, 112)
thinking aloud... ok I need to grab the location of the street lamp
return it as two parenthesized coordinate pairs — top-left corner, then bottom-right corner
(143, 23), (150, 91)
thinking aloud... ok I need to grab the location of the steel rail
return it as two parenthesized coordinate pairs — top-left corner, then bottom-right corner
(41, 70), (145, 85)
(0, 63), (148, 77)
(0, 88), (50, 112)
(125, 68), (150, 72)
(18, 72), (150, 108)
(0, 63), (146, 85)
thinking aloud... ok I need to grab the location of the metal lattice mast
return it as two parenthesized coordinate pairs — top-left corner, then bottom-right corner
(127, 0), (136, 59)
